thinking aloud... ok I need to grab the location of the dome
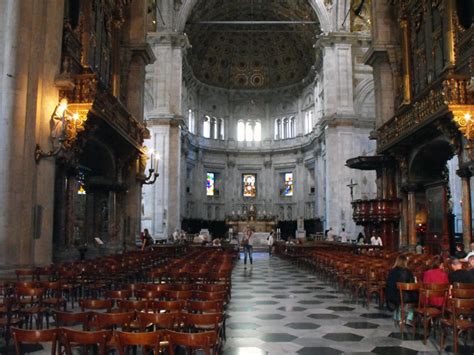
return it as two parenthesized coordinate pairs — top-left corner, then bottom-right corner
(185, 0), (320, 90)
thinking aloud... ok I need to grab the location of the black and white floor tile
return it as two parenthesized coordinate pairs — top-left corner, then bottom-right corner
(224, 253), (450, 355)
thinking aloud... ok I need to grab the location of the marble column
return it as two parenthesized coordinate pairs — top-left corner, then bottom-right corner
(457, 168), (472, 250)
(144, 32), (188, 238)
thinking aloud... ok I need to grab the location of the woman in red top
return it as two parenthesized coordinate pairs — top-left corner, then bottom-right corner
(422, 257), (449, 307)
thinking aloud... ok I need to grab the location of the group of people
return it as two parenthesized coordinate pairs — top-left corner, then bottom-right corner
(325, 227), (383, 246)
(385, 252), (474, 325)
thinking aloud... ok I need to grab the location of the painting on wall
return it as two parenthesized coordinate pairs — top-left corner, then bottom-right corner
(206, 172), (215, 196)
(243, 174), (256, 197)
(283, 172), (293, 196)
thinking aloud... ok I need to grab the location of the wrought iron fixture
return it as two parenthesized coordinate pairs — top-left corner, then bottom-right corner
(139, 149), (159, 185)
(449, 105), (474, 140)
(35, 98), (89, 163)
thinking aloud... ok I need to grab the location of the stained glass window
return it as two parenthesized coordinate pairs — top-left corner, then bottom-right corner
(243, 174), (256, 197)
(283, 173), (293, 196)
(206, 173), (215, 196)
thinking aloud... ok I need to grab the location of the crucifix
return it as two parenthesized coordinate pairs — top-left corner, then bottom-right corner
(347, 179), (358, 201)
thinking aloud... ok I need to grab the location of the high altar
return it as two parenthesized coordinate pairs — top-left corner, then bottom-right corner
(226, 205), (277, 247)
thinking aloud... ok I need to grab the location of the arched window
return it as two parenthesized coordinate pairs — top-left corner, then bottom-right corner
(283, 118), (288, 139)
(274, 119), (281, 140)
(203, 116), (224, 139)
(238, 119), (261, 142)
(203, 115), (211, 138)
(254, 121), (261, 141)
(237, 120), (245, 141)
(289, 117), (295, 138)
(304, 110), (313, 134)
(188, 109), (195, 134)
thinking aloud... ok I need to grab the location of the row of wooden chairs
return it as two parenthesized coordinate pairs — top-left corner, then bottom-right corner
(12, 327), (219, 355)
(396, 282), (474, 354)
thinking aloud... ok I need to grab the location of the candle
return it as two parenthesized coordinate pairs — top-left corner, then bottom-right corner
(150, 152), (154, 170)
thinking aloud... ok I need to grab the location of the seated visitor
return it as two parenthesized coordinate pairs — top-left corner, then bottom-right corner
(141, 229), (154, 251)
(464, 242), (474, 260)
(468, 255), (474, 279)
(448, 258), (474, 284)
(415, 242), (423, 254)
(454, 243), (467, 259)
(357, 232), (365, 244)
(212, 238), (221, 246)
(386, 255), (417, 324)
(422, 256), (448, 307)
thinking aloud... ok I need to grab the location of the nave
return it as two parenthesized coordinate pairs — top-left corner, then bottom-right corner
(225, 254), (440, 355)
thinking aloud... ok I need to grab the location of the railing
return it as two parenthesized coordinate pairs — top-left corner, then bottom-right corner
(352, 198), (401, 224)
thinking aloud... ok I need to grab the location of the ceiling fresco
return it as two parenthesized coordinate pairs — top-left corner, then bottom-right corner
(185, 0), (320, 90)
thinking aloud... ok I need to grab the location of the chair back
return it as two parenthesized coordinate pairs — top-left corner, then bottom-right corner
(193, 291), (227, 302)
(93, 311), (135, 331)
(11, 327), (58, 355)
(117, 299), (149, 312)
(181, 312), (223, 332)
(53, 311), (90, 330)
(135, 289), (162, 300)
(186, 300), (224, 313)
(79, 299), (113, 312)
(166, 330), (217, 355)
(151, 300), (185, 313)
(452, 288), (474, 299)
(104, 290), (130, 301)
(115, 330), (163, 355)
(453, 282), (474, 289)
(62, 328), (112, 355)
(165, 290), (194, 300)
(137, 312), (176, 331)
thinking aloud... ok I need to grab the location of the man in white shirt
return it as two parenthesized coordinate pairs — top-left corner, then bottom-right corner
(370, 233), (383, 246)
(464, 242), (474, 261)
(340, 228), (348, 243)
(326, 228), (335, 241)
(267, 231), (274, 256)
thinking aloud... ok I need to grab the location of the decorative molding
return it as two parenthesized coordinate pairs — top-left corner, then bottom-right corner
(377, 76), (471, 152)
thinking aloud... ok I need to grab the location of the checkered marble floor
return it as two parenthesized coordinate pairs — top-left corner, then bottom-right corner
(224, 253), (446, 355)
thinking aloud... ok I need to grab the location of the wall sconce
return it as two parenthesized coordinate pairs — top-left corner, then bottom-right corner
(449, 105), (474, 140)
(35, 98), (89, 163)
(139, 149), (159, 185)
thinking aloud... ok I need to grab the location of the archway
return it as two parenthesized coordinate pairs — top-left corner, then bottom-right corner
(408, 139), (455, 254)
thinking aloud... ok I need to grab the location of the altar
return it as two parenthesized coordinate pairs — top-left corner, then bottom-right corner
(226, 220), (276, 233)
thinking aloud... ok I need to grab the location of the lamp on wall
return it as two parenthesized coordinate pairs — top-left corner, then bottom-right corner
(35, 98), (89, 163)
(449, 105), (474, 140)
(140, 149), (159, 185)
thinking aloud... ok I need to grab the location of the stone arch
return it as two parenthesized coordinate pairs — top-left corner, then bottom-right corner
(176, 0), (332, 33)
(354, 78), (375, 117)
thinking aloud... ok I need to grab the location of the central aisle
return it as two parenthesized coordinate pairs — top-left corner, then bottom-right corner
(223, 253), (438, 355)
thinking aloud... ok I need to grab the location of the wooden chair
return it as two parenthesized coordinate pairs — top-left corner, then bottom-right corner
(15, 287), (47, 329)
(396, 282), (420, 335)
(136, 312), (176, 331)
(79, 299), (113, 312)
(15, 270), (37, 282)
(61, 328), (112, 355)
(117, 299), (149, 313)
(440, 298), (474, 355)
(104, 290), (130, 302)
(166, 330), (217, 355)
(165, 290), (194, 301)
(452, 282), (474, 289)
(115, 330), (165, 355)
(151, 300), (185, 313)
(0, 298), (22, 351)
(193, 291), (227, 302)
(364, 270), (385, 309)
(186, 300), (224, 314)
(92, 311), (135, 331)
(413, 284), (449, 344)
(53, 310), (90, 330)
(135, 289), (162, 301)
(11, 327), (58, 355)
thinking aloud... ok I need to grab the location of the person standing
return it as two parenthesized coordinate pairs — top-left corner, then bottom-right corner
(340, 228), (348, 243)
(242, 228), (254, 267)
(371, 233), (383, 246)
(326, 227), (335, 241)
(141, 228), (153, 251)
(267, 231), (274, 256)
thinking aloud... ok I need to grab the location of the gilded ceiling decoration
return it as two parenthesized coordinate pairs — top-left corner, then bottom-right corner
(185, 0), (320, 90)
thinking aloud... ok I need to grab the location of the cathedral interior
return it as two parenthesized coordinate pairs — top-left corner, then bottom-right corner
(0, 0), (473, 354)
